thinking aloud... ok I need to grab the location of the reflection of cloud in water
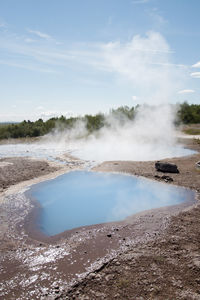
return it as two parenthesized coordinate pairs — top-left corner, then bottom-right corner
(28, 171), (195, 235)
(109, 179), (190, 221)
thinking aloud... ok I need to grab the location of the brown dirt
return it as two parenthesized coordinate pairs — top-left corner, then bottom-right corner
(65, 206), (200, 300)
(0, 138), (199, 299)
(63, 138), (200, 300)
(0, 157), (59, 192)
(92, 139), (200, 192)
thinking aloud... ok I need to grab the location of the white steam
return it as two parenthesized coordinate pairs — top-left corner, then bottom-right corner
(40, 32), (191, 162)
(40, 104), (194, 162)
(75, 105), (177, 161)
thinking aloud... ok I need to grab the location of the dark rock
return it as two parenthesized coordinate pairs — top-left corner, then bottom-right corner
(161, 175), (173, 182)
(155, 161), (179, 173)
(107, 234), (112, 238)
(154, 174), (173, 182)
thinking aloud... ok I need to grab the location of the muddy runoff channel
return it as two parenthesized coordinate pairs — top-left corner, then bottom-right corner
(0, 141), (199, 299)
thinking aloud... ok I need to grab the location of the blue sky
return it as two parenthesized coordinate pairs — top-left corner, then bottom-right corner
(0, 0), (200, 121)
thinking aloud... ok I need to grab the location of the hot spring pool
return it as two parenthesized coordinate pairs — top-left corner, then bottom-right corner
(28, 171), (195, 236)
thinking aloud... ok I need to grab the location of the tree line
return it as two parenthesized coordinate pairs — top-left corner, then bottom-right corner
(0, 102), (199, 140)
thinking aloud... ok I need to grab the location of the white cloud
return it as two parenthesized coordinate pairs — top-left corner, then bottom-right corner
(178, 89), (195, 94)
(148, 7), (167, 28)
(192, 61), (200, 68)
(40, 111), (60, 118)
(25, 38), (36, 43)
(27, 29), (52, 40)
(99, 31), (184, 103)
(0, 59), (57, 73)
(36, 106), (44, 111)
(40, 111), (73, 120)
(132, 96), (138, 101)
(0, 29), (187, 103)
(0, 22), (6, 28)
(132, 0), (149, 4)
(190, 72), (200, 78)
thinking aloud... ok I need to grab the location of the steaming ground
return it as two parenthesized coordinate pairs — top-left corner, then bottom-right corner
(0, 106), (196, 162)
(0, 142), (68, 163)
(41, 105), (196, 162)
(0, 139), (194, 163)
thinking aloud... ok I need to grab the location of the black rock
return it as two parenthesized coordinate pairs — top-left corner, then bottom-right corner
(196, 161), (200, 169)
(161, 175), (173, 182)
(107, 234), (112, 238)
(155, 161), (179, 173)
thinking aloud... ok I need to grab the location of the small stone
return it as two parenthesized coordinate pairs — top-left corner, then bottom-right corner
(105, 274), (114, 281)
(114, 294), (120, 298)
(95, 274), (101, 280)
(88, 272), (96, 279)
(107, 234), (112, 238)
(161, 175), (173, 182)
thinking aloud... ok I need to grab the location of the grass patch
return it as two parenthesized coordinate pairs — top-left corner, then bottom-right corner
(184, 128), (200, 135)
(116, 278), (130, 289)
(194, 138), (200, 145)
(153, 255), (166, 264)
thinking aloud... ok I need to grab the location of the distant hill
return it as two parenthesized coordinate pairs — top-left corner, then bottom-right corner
(0, 122), (19, 125)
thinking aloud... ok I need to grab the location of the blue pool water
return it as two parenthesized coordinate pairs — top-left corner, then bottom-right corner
(29, 171), (195, 236)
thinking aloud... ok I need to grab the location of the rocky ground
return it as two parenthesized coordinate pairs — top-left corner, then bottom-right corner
(93, 138), (200, 191)
(65, 206), (200, 300)
(0, 138), (199, 299)
(0, 157), (59, 192)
